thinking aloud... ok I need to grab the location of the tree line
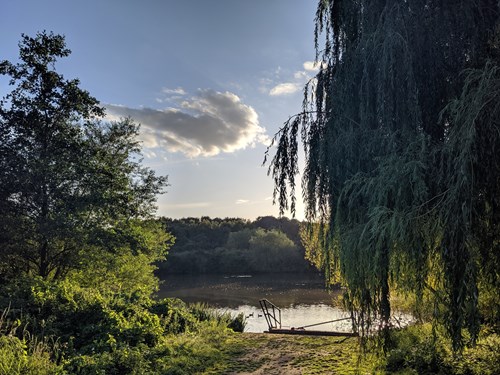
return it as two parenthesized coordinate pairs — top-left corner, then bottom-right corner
(157, 216), (315, 274)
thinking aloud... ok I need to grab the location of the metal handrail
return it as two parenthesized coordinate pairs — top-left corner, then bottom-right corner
(259, 299), (281, 330)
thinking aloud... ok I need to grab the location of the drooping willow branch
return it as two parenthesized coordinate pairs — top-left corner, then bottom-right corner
(266, 0), (500, 351)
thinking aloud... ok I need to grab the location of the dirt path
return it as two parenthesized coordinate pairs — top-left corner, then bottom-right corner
(214, 333), (376, 375)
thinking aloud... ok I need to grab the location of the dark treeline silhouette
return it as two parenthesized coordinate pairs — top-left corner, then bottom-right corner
(157, 216), (315, 274)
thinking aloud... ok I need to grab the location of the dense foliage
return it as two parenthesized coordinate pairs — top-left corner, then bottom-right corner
(268, 0), (500, 350)
(158, 216), (314, 274)
(0, 278), (246, 374)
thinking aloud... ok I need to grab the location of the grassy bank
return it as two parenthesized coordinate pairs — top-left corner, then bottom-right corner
(2, 310), (499, 374)
(0, 276), (497, 374)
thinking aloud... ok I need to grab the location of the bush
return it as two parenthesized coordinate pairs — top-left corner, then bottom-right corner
(1, 280), (249, 374)
(188, 303), (247, 333)
(4, 278), (166, 353)
(150, 321), (232, 375)
(64, 310), (239, 374)
(150, 298), (197, 335)
(383, 324), (500, 375)
(385, 324), (452, 374)
(227, 312), (246, 333)
(65, 344), (153, 375)
(451, 333), (500, 375)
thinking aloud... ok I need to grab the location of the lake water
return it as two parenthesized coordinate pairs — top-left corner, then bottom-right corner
(157, 273), (353, 333)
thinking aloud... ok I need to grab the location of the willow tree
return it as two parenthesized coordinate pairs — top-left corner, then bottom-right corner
(268, 0), (500, 349)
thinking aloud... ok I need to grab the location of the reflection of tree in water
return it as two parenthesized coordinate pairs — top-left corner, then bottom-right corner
(158, 273), (335, 308)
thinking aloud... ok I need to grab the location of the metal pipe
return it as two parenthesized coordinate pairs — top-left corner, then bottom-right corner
(295, 317), (351, 330)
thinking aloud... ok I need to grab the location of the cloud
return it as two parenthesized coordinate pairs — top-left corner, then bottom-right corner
(294, 71), (309, 80)
(156, 87), (187, 103)
(269, 82), (302, 96)
(267, 61), (326, 97)
(235, 199), (250, 205)
(105, 90), (269, 158)
(303, 61), (320, 72)
(162, 87), (186, 95)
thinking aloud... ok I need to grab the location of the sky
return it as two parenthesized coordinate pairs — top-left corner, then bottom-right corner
(1, 0), (320, 220)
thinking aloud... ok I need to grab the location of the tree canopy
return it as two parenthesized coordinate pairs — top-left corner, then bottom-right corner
(268, 0), (500, 349)
(0, 32), (169, 280)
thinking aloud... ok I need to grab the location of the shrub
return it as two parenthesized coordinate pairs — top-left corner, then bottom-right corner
(385, 324), (452, 374)
(188, 303), (247, 333)
(451, 333), (500, 375)
(383, 324), (500, 375)
(0, 275), (247, 374)
(227, 312), (246, 333)
(65, 344), (153, 375)
(150, 298), (197, 334)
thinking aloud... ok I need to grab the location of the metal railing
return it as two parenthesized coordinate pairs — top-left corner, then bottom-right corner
(259, 299), (281, 330)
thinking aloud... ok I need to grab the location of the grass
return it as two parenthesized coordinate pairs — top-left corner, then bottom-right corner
(0, 308), (63, 375)
(204, 333), (379, 374)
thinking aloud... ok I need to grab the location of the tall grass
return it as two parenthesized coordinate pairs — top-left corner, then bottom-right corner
(189, 302), (247, 332)
(0, 308), (63, 375)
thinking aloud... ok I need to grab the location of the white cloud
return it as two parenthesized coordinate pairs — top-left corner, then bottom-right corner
(267, 61), (326, 97)
(235, 199), (250, 204)
(303, 61), (327, 72)
(269, 82), (301, 96)
(294, 71), (309, 80)
(303, 61), (320, 72)
(162, 87), (186, 95)
(156, 87), (187, 103)
(105, 90), (269, 158)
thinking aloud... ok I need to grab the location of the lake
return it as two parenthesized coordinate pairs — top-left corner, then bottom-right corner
(157, 273), (354, 333)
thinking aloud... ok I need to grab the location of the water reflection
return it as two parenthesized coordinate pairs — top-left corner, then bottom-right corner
(220, 304), (353, 333)
(157, 273), (352, 333)
(157, 273), (336, 307)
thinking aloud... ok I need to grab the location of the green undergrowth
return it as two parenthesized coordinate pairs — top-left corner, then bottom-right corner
(383, 324), (500, 375)
(64, 321), (236, 375)
(0, 278), (246, 375)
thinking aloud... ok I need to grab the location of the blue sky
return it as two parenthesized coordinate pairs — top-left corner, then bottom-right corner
(1, 1), (320, 220)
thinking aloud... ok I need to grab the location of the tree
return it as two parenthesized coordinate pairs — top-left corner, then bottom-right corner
(268, 0), (500, 349)
(0, 32), (169, 280)
(248, 228), (302, 272)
